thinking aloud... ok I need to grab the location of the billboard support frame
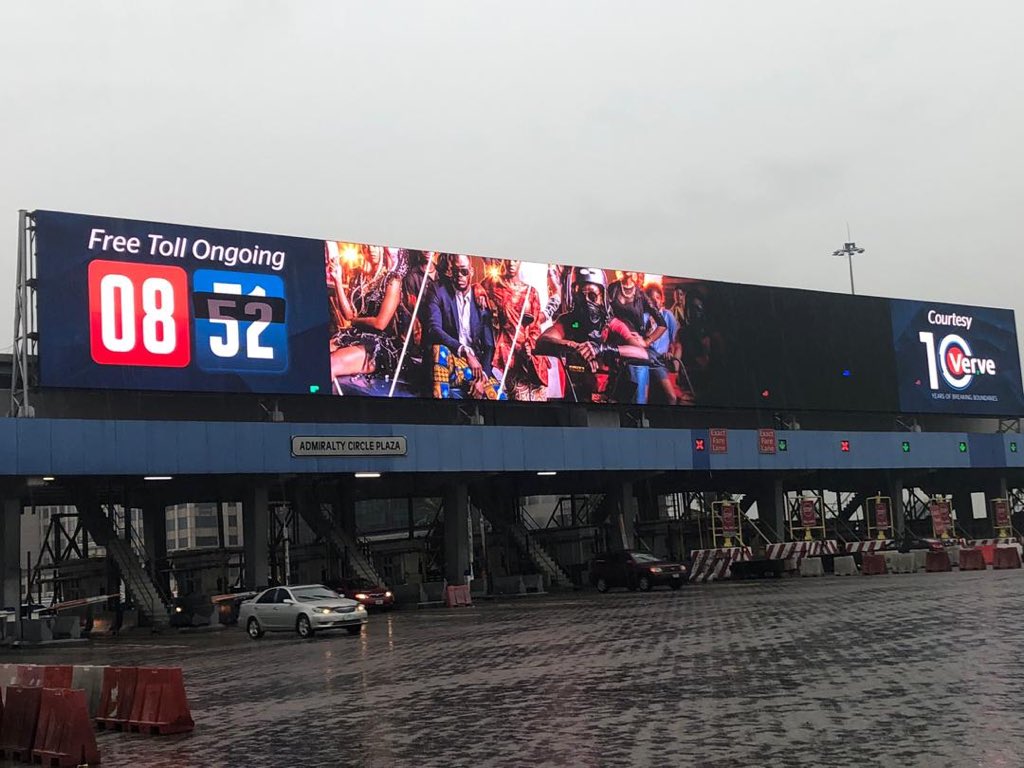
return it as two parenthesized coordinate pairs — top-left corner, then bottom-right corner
(10, 209), (37, 417)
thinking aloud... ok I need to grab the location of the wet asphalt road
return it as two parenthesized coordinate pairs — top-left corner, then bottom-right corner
(4, 571), (1024, 768)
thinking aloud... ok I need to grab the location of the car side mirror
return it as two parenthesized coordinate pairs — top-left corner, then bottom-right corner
(282, 599), (295, 605)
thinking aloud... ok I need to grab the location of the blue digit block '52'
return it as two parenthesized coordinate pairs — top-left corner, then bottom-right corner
(193, 269), (288, 373)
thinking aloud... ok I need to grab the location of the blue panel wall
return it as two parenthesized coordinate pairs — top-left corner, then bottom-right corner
(0, 418), (1018, 477)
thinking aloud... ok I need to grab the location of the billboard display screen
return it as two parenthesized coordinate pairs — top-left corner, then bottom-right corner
(891, 300), (1023, 415)
(33, 210), (1024, 415)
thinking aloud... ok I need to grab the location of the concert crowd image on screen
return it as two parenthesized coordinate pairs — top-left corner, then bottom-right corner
(323, 244), (714, 405)
(32, 210), (1024, 415)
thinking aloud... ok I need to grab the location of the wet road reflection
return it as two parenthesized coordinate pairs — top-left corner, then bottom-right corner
(4, 573), (1024, 767)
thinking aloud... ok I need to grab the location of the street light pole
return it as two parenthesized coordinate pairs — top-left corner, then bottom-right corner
(832, 234), (865, 295)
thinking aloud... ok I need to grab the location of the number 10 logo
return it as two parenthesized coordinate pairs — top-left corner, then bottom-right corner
(88, 260), (191, 367)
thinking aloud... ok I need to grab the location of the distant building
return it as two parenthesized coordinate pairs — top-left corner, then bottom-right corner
(165, 502), (243, 551)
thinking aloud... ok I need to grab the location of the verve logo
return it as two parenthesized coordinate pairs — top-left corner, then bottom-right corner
(918, 331), (996, 391)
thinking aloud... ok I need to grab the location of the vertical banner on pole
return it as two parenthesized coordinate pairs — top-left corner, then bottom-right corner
(711, 500), (742, 548)
(992, 498), (1012, 540)
(721, 501), (737, 547)
(869, 496), (892, 540)
(929, 499), (952, 540)
(799, 497), (818, 541)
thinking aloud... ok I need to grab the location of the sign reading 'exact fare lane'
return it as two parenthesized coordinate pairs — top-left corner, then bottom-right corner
(291, 436), (407, 457)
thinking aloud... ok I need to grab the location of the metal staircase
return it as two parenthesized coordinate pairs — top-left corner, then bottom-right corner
(297, 503), (387, 585)
(545, 494), (606, 529)
(480, 503), (573, 588)
(76, 504), (171, 630)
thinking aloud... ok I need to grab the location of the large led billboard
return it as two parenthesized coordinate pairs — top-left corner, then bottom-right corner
(33, 210), (1024, 416)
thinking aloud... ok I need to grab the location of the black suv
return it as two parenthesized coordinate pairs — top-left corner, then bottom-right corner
(589, 550), (687, 592)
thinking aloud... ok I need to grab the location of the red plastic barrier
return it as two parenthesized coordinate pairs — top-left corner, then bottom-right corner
(15, 665), (43, 688)
(0, 685), (42, 761)
(42, 666), (73, 689)
(925, 550), (952, 572)
(861, 553), (887, 575)
(959, 548), (987, 571)
(127, 667), (194, 735)
(32, 688), (100, 768)
(95, 666), (138, 730)
(444, 585), (473, 607)
(13, 665), (72, 690)
(993, 547), (1023, 570)
(979, 545), (996, 565)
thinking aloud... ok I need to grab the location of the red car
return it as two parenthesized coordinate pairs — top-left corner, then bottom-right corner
(589, 550), (688, 592)
(332, 578), (395, 609)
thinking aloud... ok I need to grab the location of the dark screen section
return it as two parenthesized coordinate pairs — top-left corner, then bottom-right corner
(689, 283), (898, 412)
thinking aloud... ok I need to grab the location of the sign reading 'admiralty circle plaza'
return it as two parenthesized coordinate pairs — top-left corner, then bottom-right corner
(290, 436), (408, 457)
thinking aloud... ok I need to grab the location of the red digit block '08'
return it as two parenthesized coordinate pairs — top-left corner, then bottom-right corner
(88, 259), (191, 368)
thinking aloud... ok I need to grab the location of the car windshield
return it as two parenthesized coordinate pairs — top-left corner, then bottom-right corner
(291, 587), (341, 602)
(630, 552), (661, 563)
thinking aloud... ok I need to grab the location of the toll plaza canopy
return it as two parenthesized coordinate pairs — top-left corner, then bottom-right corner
(0, 418), (1021, 478)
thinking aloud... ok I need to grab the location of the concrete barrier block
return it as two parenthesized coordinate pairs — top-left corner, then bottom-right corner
(994, 546), (1023, 569)
(521, 574), (545, 593)
(392, 584), (425, 606)
(52, 616), (81, 639)
(861, 553), (887, 575)
(20, 619), (54, 643)
(925, 549), (952, 572)
(492, 576), (526, 595)
(420, 582), (446, 603)
(882, 551), (901, 571)
(71, 665), (106, 717)
(959, 548), (987, 571)
(897, 552), (918, 574)
(799, 557), (824, 577)
(833, 555), (857, 576)
(911, 549), (928, 571)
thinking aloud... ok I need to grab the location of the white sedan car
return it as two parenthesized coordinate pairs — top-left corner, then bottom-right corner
(239, 585), (367, 640)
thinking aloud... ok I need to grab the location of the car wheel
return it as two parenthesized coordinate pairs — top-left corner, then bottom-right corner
(246, 617), (264, 639)
(596, 577), (608, 593)
(296, 614), (315, 639)
(637, 576), (652, 592)
(346, 625), (363, 636)
(669, 581), (683, 590)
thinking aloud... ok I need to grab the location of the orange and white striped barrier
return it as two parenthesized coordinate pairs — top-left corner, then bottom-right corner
(689, 547), (751, 582)
(766, 540), (839, 561)
(845, 540), (894, 553)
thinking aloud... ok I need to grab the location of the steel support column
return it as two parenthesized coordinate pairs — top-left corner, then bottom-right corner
(1, 498), (21, 607)
(242, 485), (270, 589)
(443, 484), (470, 585)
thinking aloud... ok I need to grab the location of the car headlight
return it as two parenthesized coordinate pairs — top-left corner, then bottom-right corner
(355, 604), (367, 612)
(174, 606), (183, 613)
(385, 591), (393, 598)
(649, 567), (663, 574)
(354, 593), (369, 600)
(315, 607), (332, 614)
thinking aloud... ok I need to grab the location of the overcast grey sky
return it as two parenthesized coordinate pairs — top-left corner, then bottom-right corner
(2, 1), (1023, 347)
